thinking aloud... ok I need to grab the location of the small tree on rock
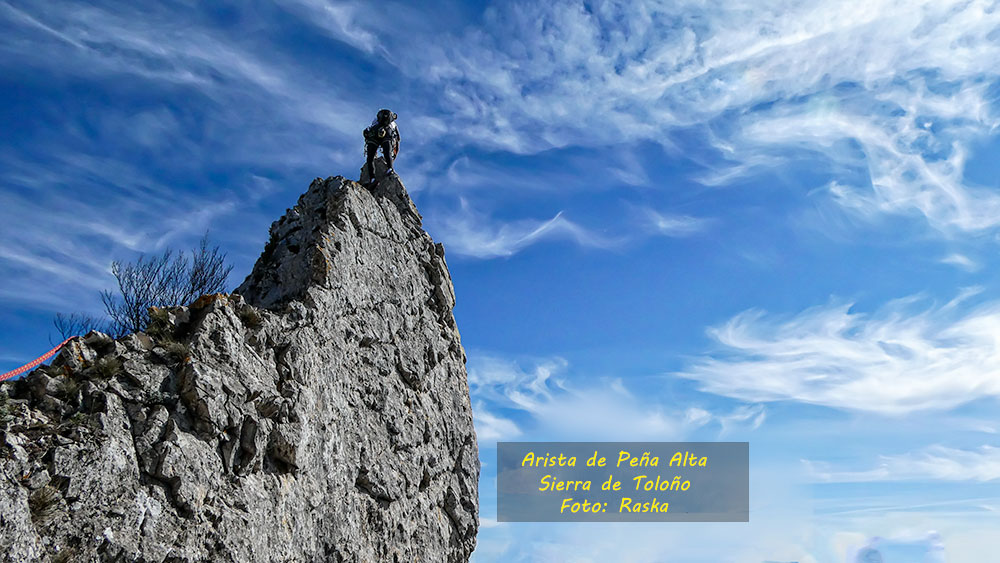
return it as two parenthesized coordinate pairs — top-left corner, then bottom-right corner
(54, 234), (232, 339)
(53, 312), (108, 341)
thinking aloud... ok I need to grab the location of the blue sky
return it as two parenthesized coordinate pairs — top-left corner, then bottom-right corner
(3, 0), (1000, 560)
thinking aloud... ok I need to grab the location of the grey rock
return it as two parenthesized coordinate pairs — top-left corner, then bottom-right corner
(0, 165), (479, 562)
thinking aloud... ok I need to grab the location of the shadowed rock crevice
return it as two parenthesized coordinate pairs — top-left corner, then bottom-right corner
(0, 166), (479, 562)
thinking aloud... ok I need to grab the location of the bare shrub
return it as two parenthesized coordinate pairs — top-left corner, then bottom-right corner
(55, 234), (232, 339)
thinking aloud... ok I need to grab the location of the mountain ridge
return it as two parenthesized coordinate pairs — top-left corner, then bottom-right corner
(0, 163), (480, 562)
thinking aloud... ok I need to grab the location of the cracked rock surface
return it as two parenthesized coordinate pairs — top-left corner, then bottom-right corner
(0, 165), (479, 562)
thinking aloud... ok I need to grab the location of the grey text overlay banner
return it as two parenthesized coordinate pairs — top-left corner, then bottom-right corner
(497, 442), (749, 522)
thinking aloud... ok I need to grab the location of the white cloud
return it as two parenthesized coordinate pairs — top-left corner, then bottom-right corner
(677, 290), (1000, 415)
(805, 445), (1000, 483)
(430, 198), (618, 258)
(0, 153), (248, 312)
(429, 197), (711, 259)
(477, 517), (501, 530)
(468, 355), (685, 441)
(469, 352), (996, 561)
(468, 354), (766, 444)
(471, 401), (522, 443)
(0, 1), (370, 145)
(717, 403), (767, 434)
(738, 94), (1000, 232)
(6, 0), (1000, 295)
(276, 0), (382, 55)
(683, 407), (713, 427)
(635, 206), (712, 237)
(941, 253), (980, 272)
(847, 532), (946, 563)
(691, 153), (788, 187)
(0, 1), (382, 313)
(378, 0), (1000, 234)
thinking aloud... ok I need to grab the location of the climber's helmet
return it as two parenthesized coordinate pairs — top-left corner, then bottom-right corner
(377, 109), (395, 125)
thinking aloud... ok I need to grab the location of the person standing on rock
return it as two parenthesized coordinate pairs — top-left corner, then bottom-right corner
(363, 109), (400, 188)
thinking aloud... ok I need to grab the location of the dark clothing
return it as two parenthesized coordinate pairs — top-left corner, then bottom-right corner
(363, 116), (399, 183)
(365, 139), (395, 181)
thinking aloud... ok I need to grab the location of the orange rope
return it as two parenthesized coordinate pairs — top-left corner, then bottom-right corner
(0, 338), (73, 382)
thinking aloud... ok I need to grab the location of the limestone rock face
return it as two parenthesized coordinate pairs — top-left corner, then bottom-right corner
(0, 166), (479, 562)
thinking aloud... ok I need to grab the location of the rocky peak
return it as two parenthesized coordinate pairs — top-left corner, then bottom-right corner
(0, 161), (480, 562)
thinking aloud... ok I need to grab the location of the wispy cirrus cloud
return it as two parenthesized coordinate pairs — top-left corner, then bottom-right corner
(11, 0), (1000, 270)
(429, 196), (712, 259)
(941, 253), (980, 272)
(0, 0), (372, 165)
(430, 198), (619, 258)
(6, 0), (1000, 280)
(806, 444), (1000, 483)
(0, 152), (243, 310)
(846, 533), (946, 563)
(467, 353), (766, 445)
(274, 0), (383, 55)
(0, 0), (377, 314)
(364, 0), (1000, 235)
(471, 401), (522, 443)
(677, 288), (1000, 415)
(634, 205), (712, 237)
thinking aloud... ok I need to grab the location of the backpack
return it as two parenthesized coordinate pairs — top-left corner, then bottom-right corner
(363, 125), (388, 143)
(364, 114), (399, 146)
(364, 111), (399, 157)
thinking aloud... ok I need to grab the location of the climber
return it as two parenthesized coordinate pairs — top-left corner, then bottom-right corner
(363, 109), (400, 188)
